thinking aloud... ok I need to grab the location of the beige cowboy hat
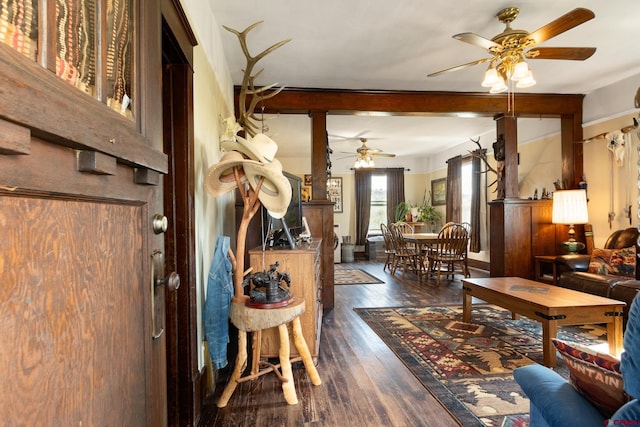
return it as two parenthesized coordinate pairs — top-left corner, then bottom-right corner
(243, 158), (292, 219)
(204, 151), (259, 196)
(221, 133), (278, 164)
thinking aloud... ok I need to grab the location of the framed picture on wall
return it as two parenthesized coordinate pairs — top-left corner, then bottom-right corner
(302, 185), (312, 202)
(304, 174), (313, 186)
(431, 178), (446, 206)
(327, 177), (342, 213)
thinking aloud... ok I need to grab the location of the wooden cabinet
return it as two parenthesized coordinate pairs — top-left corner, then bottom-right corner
(489, 199), (564, 279)
(249, 240), (323, 359)
(236, 199), (334, 311)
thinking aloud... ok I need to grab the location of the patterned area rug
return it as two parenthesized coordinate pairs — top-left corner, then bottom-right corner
(354, 304), (608, 427)
(334, 265), (384, 285)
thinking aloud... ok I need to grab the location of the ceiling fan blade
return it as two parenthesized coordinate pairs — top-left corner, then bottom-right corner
(526, 47), (596, 61)
(328, 131), (376, 142)
(428, 57), (493, 77)
(523, 8), (595, 46)
(334, 155), (356, 161)
(453, 32), (502, 51)
(372, 153), (396, 158)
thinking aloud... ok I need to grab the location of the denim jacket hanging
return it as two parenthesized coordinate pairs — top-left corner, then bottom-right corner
(203, 236), (233, 369)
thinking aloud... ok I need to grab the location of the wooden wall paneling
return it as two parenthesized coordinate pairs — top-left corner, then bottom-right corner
(489, 201), (505, 277)
(505, 203), (532, 277)
(490, 199), (559, 280)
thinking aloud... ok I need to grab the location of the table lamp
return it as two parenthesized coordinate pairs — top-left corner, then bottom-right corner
(552, 189), (589, 254)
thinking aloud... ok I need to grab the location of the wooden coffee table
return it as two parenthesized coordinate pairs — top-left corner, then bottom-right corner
(461, 277), (625, 367)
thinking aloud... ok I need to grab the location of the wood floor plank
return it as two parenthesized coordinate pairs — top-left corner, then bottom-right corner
(201, 261), (487, 426)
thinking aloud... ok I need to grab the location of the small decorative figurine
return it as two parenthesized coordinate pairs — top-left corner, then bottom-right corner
(244, 261), (293, 308)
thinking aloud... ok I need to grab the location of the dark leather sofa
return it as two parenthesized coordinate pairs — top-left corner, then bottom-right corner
(554, 227), (640, 326)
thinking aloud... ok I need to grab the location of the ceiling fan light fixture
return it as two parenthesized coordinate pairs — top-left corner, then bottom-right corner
(489, 77), (508, 93)
(516, 70), (536, 88)
(511, 60), (530, 81)
(481, 66), (500, 87)
(354, 154), (375, 169)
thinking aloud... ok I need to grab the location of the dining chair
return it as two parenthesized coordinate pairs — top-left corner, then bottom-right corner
(394, 221), (417, 252)
(424, 222), (470, 286)
(388, 223), (420, 278)
(460, 222), (471, 276)
(380, 223), (395, 272)
(394, 221), (415, 234)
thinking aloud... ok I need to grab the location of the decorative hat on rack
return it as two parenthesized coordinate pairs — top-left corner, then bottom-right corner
(204, 21), (292, 305)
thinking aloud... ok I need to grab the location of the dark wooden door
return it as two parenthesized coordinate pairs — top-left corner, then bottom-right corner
(0, 1), (169, 425)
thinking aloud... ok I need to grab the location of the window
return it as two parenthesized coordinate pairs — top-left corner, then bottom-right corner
(461, 159), (472, 224)
(0, 0), (134, 119)
(369, 174), (387, 234)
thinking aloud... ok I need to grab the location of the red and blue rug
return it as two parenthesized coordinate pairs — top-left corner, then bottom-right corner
(354, 303), (608, 427)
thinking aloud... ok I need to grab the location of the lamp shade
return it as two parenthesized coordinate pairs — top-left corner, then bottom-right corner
(552, 189), (588, 224)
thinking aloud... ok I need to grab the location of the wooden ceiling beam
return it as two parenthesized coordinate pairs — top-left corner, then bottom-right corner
(234, 87), (584, 118)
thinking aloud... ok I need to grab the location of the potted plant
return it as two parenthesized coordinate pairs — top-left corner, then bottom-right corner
(394, 201), (411, 222)
(417, 205), (442, 223)
(417, 190), (442, 231)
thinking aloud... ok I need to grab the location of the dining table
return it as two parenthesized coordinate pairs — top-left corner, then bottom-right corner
(402, 233), (439, 281)
(402, 232), (439, 245)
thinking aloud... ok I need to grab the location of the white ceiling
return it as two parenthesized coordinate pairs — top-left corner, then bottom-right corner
(209, 1), (640, 170)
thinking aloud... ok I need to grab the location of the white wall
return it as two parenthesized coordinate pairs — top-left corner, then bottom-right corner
(582, 73), (640, 247)
(181, 0), (235, 371)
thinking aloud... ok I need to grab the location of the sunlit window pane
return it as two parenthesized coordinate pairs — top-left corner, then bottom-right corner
(0, 0), (38, 60)
(461, 161), (472, 223)
(55, 0), (97, 96)
(369, 174), (387, 233)
(105, 0), (134, 119)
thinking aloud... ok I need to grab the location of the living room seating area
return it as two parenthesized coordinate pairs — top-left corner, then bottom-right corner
(514, 293), (640, 427)
(554, 227), (640, 326)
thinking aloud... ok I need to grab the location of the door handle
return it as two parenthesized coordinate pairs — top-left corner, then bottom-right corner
(151, 250), (180, 340)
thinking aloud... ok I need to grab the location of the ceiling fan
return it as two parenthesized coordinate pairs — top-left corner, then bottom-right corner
(427, 7), (596, 92)
(330, 136), (396, 167)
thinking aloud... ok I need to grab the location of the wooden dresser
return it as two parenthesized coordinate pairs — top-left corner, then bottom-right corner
(249, 240), (323, 359)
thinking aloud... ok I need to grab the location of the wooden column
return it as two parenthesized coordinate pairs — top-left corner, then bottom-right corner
(307, 112), (334, 310)
(495, 114), (519, 199)
(310, 112), (328, 199)
(561, 114), (584, 189)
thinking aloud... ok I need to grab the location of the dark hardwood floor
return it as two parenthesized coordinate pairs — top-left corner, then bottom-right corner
(199, 260), (489, 426)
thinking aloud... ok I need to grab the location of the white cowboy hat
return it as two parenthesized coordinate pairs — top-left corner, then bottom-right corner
(204, 151), (259, 196)
(221, 133), (278, 164)
(243, 158), (292, 218)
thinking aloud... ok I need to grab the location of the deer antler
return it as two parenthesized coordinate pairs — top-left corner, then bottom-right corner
(224, 21), (291, 137)
(469, 137), (504, 194)
(469, 137), (498, 176)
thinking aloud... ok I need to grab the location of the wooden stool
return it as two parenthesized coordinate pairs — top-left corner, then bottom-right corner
(217, 298), (322, 407)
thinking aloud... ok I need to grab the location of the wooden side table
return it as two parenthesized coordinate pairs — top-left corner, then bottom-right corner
(534, 255), (558, 285)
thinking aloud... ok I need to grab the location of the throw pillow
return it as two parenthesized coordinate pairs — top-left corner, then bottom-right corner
(587, 247), (636, 278)
(552, 338), (629, 417)
(609, 246), (636, 277)
(588, 248), (611, 274)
